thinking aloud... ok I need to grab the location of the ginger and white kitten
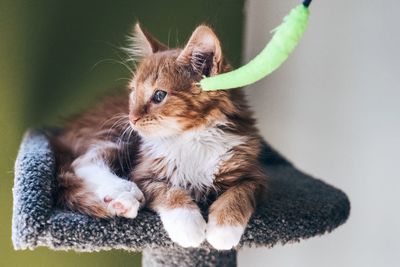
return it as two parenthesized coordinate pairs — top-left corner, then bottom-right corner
(53, 24), (267, 250)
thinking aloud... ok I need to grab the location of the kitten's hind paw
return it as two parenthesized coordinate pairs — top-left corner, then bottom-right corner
(106, 191), (141, 218)
(100, 179), (145, 219)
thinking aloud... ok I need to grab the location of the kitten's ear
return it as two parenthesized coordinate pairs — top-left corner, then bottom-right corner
(127, 23), (168, 58)
(177, 25), (222, 77)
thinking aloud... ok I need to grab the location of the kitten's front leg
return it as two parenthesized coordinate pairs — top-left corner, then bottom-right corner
(206, 180), (259, 250)
(136, 179), (206, 247)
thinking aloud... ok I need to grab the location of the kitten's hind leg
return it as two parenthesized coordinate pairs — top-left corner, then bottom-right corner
(58, 142), (144, 218)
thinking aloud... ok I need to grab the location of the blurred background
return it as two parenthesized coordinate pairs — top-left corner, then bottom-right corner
(240, 0), (400, 266)
(1, 0), (399, 266)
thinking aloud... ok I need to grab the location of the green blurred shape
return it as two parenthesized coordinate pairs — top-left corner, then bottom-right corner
(0, 0), (245, 266)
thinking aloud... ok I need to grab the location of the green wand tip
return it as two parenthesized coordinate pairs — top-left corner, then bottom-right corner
(200, 2), (311, 91)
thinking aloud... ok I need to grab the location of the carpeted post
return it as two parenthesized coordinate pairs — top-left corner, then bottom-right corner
(142, 247), (236, 267)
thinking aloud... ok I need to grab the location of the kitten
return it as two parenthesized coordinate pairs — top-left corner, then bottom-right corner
(53, 24), (267, 250)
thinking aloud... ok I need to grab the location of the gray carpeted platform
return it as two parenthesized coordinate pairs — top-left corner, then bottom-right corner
(12, 129), (350, 266)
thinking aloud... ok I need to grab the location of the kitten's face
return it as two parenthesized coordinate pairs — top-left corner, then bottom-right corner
(128, 24), (234, 139)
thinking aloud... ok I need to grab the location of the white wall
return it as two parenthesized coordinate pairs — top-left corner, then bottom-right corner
(239, 0), (400, 266)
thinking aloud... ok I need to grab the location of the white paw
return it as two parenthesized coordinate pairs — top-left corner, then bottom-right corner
(206, 219), (245, 250)
(160, 208), (206, 248)
(99, 179), (144, 219)
(105, 191), (140, 218)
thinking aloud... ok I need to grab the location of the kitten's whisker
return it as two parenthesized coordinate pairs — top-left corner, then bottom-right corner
(99, 113), (129, 130)
(116, 48), (138, 77)
(116, 127), (129, 173)
(115, 51), (137, 69)
(122, 126), (130, 167)
(124, 127), (135, 171)
(106, 120), (130, 141)
(91, 40), (132, 70)
(101, 114), (130, 142)
(118, 125), (134, 173)
(91, 58), (116, 72)
(92, 57), (136, 76)
(115, 77), (132, 82)
(116, 60), (136, 76)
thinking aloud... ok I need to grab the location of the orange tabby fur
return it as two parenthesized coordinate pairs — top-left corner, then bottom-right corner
(52, 23), (267, 250)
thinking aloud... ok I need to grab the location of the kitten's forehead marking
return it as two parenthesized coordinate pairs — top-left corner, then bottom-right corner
(142, 79), (155, 101)
(132, 56), (175, 106)
(131, 77), (156, 105)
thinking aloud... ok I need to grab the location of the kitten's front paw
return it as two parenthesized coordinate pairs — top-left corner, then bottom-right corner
(206, 219), (245, 250)
(160, 208), (206, 248)
(100, 180), (145, 219)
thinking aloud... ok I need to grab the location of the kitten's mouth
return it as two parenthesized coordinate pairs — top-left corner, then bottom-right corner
(129, 120), (156, 136)
(130, 118), (183, 139)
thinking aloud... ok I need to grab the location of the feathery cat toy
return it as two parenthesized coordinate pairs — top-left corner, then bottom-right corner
(200, 0), (313, 91)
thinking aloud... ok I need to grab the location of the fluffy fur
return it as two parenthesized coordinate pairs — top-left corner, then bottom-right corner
(52, 23), (267, 250)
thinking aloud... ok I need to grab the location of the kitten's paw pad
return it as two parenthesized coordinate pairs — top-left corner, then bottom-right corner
(107, 191), (141, 218)
(98, 179), (144, 219)
(160, 208), (206, 248)
(103, 196), (112, 203)
(206, 220), (245, 250)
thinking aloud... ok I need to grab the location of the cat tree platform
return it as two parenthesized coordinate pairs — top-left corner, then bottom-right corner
(12, 130), (350, 267)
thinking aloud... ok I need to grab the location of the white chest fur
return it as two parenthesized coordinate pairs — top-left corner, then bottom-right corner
(140, 127), (246, 191)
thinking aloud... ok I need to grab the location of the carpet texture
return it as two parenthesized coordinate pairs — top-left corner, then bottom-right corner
(12, 129), (350, 252)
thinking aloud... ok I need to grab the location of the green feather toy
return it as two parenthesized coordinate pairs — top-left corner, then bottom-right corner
(200, 0), (312, 91)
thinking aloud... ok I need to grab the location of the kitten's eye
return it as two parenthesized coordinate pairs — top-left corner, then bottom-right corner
(151, 90), (167, 104)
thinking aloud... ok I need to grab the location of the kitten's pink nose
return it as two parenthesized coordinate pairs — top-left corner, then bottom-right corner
(130, 114), (141, 125)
